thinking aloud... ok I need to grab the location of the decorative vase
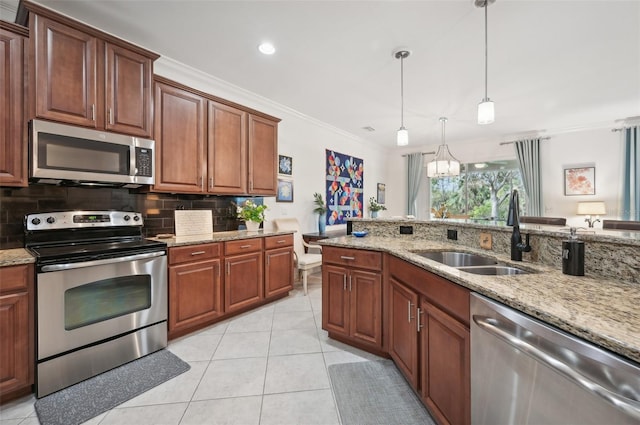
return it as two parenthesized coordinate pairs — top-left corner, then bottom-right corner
(371, 211), (378, 219)
(245, 221), (260, 231)
(318, 213), (326, 234)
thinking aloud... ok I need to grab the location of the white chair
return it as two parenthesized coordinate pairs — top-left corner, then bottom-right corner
(272, 217), (322, 295)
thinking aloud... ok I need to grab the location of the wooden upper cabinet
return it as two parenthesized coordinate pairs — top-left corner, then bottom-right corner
(153, 80), (206, 193)
(248, 114), (278, 195)
(105, 43), (153, 137)
(24, 3), (157, 137)
(33, 15), (98, 128)
(207, 101), (247, 194)
(0, 22), (28, 187)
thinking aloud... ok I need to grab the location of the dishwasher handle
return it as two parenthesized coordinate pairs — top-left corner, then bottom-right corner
(473, 315), (640, 420)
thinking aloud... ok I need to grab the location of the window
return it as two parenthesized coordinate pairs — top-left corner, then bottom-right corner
(430, 160), (525, 222)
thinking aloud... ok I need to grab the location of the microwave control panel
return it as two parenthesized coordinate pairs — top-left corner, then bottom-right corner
(135, 148), (153, 177)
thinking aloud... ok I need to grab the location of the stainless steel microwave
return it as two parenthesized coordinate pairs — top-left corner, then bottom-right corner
(29, 119), (155, 187)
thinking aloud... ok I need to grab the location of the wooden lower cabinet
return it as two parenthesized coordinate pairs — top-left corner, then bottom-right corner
(388, 277), (420, 389)
(0, 264), (34, 402)
(264, 235), (294, 298)
(421, 299), (470, 425)
(322, 247), (382, 349)
(168, 243), (222, 338)
(224, 238), (264, 313)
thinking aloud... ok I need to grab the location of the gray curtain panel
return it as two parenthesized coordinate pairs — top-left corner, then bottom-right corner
(622, 126), (639, 220)
(407, 153), (423, 216)
(514, 138), (542, 216)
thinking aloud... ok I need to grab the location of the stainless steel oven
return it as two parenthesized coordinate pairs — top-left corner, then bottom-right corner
(25, 211), (167, 397)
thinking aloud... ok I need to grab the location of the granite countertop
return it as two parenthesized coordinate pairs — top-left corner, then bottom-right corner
(320, 235), (640, 364)
(148, 229), (295, 247)
(0, 248), (35, 267)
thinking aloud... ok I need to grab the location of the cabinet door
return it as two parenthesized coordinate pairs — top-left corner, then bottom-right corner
(0, 292), (30, 396)
(225, 252), (264, 313)
(105, 43), (153, 137)
(322, 264), (349, 336)
(153, 81), (206, 193)
(388, 277), (419, 389)
(169, 259), (222, 337)
(265, 247), (293, 298)
(0, 25), (27, 187)
(33, 15), (98, 127)
(247, 115), (277, 195)
(349, 269), (382, 347)
(207, 101), (247, 194)
(421, 300), (470, 425)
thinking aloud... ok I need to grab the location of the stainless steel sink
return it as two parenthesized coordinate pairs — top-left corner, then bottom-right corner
(457, 265), (530, 275)
(414, 251), (499, 267)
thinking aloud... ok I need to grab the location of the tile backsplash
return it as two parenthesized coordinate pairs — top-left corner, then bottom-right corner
(0, 185), (246, 248)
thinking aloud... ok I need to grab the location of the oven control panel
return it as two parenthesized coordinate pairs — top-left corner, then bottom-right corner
(26, 211), (143, 230)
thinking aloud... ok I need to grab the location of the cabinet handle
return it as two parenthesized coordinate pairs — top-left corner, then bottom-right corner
(340, 256), (355, 260)
(240, 244), (251, 249)
(267, 256), (270, 266)
(209, 177), (213, 189)
(349, 275), (352, 292)
(108, 108), (114, 124)
(199, 176), (204, 188)
(343, 274), (347, 291)
(226, 262), (230, 275)
(217, 263), (220, 278)
(190, 251), (206, 256)
(407, 301), (415, 323)
(417, 308), (423, 332)
(91, 104), (95, 120)
(277, 240), (286, 244)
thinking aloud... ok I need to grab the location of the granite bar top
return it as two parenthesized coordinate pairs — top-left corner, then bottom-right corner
(320, 235), (640, 364)
(148, 229), (295, 248)
(0, 248), (35, 267)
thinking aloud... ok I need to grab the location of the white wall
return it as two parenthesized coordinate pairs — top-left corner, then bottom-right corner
(155, 58), (391, 234)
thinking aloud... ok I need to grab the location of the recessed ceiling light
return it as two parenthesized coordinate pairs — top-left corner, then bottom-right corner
(258, 42), (276, 55)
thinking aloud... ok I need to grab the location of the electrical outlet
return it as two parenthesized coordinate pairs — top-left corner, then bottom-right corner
(399, 225), (413, 235)
(480, 232), (492, 250)
(447, 229), (458, 240)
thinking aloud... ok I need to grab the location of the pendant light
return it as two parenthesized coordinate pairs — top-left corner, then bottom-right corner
(476, 0), (495, 125)
(427, 117), (460, 178)
(395, 50), (410, 146)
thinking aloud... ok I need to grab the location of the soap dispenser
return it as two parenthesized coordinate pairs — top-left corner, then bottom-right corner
(562, 227), (584, 276)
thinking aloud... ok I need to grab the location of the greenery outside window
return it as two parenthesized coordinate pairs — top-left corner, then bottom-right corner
(430, 160), (525, 222)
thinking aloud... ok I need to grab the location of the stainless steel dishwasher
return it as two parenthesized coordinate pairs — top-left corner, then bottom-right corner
(471, 293), (640, 424)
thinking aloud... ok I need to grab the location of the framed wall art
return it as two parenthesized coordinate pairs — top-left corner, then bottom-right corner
(278, 155), (292, 176)
(325, 149), (364, 225)
(276, 178), (294, 202)
(564, 166), (595, 196)
(377, 183), (386, 204)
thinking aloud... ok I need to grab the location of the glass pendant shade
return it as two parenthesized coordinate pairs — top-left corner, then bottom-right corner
(427, 145), (460, 178)
(478, 99), (495, 125)
(397, 127), (409, 146)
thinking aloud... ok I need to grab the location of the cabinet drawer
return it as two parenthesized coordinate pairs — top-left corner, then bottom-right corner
(0, 264), (31, 293)
(323, 247), (382, 271)
(264, 234), (293, 250)
(169, 243), (220, 265)
(225, 238), (263, 255)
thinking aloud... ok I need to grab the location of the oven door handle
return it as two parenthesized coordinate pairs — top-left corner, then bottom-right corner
(40, 251), (166, 272)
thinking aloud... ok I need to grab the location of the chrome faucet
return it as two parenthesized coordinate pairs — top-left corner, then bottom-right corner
(506, 189), (531, 261)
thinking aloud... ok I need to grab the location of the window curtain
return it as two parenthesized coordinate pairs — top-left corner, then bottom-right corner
(513, 138), (542, 216)
(407, 153), (423, 216)
(622, 126), (639, 220)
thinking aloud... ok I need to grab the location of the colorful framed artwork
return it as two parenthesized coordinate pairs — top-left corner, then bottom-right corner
(278, 155), (293, 175)
(377, 183), (386, 204)
(325, 149), (364, 225)
(276, 178), (294, 202)
(564, 166), (595, 196)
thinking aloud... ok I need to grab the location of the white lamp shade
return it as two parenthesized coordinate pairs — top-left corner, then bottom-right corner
(397, 127), (409, 146)
(426, 145), (461, 178)
(577, 201), (606, 215)
(478, 100), (495, 125)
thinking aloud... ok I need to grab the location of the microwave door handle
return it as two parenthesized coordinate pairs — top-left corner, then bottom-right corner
(130, 145), (137, 176)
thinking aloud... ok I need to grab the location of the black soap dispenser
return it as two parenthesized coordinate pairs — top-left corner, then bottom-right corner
(562, 227), (584, 276)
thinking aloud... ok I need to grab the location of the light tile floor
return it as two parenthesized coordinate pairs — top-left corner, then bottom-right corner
(0, 273), (384, 425)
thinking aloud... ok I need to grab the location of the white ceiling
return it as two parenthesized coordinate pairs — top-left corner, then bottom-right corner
(4, 0), (640, 150)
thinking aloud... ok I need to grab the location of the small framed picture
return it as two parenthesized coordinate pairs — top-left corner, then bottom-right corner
(278, 155), (293, 175)
(377, 183), (386, 204)
(564, 166), (595, 196)
(276, 178), (294, 202)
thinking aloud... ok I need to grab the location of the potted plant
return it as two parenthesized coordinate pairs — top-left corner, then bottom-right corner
(313, 192), (328, 234)
(235, 199), (267, 231)
(368, 197), (386, 218)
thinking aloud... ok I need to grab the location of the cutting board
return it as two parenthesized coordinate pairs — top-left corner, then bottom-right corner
(174, 210), (213, 236)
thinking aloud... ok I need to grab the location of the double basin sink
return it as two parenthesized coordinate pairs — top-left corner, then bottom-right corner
(413, 251), (530, 275)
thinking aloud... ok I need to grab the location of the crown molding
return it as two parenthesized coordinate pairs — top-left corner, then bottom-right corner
(154, 56), (374, 147)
